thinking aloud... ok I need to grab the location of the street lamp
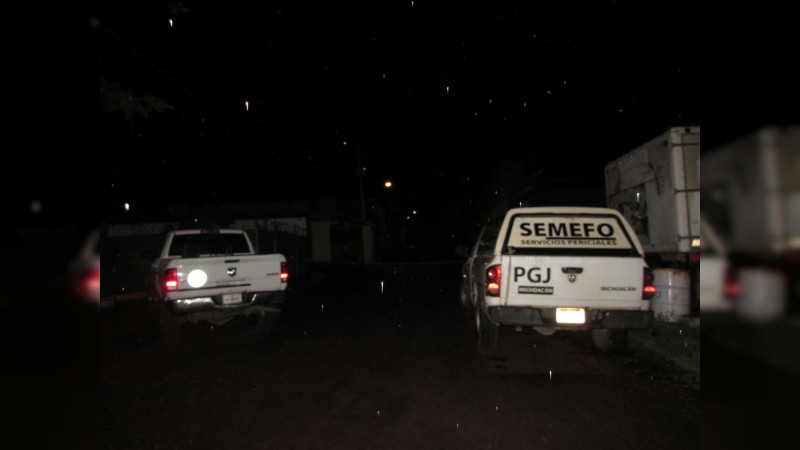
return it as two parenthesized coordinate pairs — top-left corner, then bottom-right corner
(384, 180), (393, 188)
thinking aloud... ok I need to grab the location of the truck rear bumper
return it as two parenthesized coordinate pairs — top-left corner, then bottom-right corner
(488, 306), (653, 329)
(165, 291), (287, 316)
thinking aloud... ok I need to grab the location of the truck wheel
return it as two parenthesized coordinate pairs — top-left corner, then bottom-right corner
(460, 281), (470, 309)
(159, 304), (180, 341)
(475, 307), (498, 352)
(591, 328), (627, 354)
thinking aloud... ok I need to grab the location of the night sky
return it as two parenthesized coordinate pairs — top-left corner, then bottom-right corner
(92, 0), (700, 226)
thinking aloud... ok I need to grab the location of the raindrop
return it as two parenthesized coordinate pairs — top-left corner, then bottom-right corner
(549, 370), (552, 380)
(446, 86), (450, 94)
(547, 90), (551, 95)
(456, 423), (459, 429)
(245, 100), (249, 111)
(377, 410), (380, 416)
(495, 406), (498, 412)
(29, 200), (42, 213)
(124, 202), (130, 211)
(381, 281), (384, 293)
(488, 98), (492, 104)
(168, 18), (174, 27)
(321, 304), (324, 310)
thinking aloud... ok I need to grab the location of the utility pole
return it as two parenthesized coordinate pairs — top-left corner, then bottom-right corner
(356, 148), (366, 221)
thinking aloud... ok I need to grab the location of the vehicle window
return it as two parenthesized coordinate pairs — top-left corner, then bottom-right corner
(503, 213), (641, 257)
(476, 220), (502, 254)
(169, 234), (250, 257)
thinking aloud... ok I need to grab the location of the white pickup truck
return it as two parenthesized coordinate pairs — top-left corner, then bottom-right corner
(148, 228), (289, 339)
(460, 207), (655, 353)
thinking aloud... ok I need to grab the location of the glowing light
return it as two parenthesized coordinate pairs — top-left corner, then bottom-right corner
(691, 238), (701, 247)
(446, 86), (450, 94)
(187, 269), (208, 288)
(412, 210), (417, 215)
(381, 281), (384, 293)
(168, 18), (174, 27)
(245, 100), (249, 111)
(30, 200), (42, 213)
(384, 180), (392, 188)
(124, 203), (130, 211)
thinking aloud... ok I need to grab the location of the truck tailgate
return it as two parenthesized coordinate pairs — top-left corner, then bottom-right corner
(503, 255), (645, 308)
(169, 254), (285, 294)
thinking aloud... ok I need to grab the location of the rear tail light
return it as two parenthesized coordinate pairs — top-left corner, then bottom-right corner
(689, 252), (700, 265)
(485, 264), (501, 296)
(724, 267), (741, 299)
(280, 261), (289, 283)
(642, 267), (656, 300)
(164, 268), (178, 291)
(75, 266), (100, 301)
(84, 266), (101, 297)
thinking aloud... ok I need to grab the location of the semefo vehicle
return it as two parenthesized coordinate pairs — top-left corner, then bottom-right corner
(460, 206), (655, 353)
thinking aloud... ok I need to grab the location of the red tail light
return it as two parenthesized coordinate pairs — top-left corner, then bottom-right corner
(724, 268), (741, 299)
(280, 261), (289, 283)
(642, 267), (656, 299)
(164, 268), (178, 291)
(84, 266), (101, 296)
(485, 264), (501, 296)
(75, 266), (100, 301)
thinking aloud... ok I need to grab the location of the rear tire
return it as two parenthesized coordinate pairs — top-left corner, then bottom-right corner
(475, 307), (498, 352)
(591, 328), (627, 354)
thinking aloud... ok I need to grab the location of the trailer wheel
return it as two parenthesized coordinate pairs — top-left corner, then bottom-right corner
(591, 328), (627, 354)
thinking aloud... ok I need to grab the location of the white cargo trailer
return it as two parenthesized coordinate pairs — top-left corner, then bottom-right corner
(604, 126), (701, 316)
(701, 126), (800, 321)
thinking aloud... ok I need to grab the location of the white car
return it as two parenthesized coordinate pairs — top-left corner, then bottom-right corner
(460, 206), (655, 353)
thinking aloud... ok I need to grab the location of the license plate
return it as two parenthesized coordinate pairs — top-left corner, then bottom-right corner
(556, 308), (585, 324)
(222, 293), (242, 305)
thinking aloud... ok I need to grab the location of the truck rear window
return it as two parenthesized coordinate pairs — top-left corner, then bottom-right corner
(169, 234), (251, 257)
(503, 213), (641, 257)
